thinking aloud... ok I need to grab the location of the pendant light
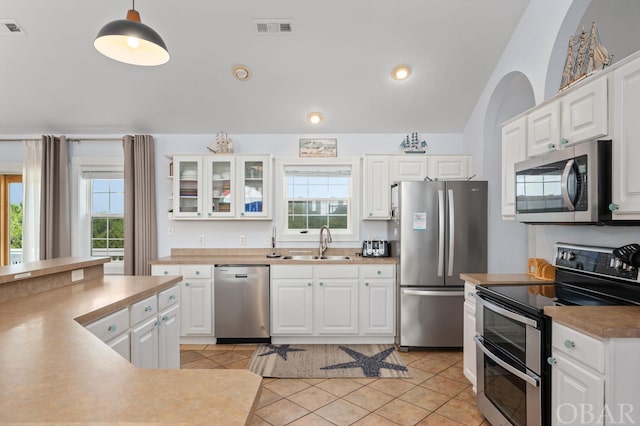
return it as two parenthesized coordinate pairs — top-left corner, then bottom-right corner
(94, 0), (169, 66)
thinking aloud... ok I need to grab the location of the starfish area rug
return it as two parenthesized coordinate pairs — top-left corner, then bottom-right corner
(247, 344), (411, 378)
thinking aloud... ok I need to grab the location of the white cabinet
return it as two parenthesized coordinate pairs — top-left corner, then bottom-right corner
(271, 264), (395, 340)
(158, 303), (180, 368)
(359, 265), (395, 335)
(561, 76), (608, 146)
(527, 100), (561, 158)
(390, 156), (429, 181)
(611, 57), (640, 220)
(501, 116), (527, 219)
(363, 155), (391, 219)
(462, 282), (477, 392)
(549, 321), (640, 425)
(171, 154), (272, 220)
(427, 155), (471, 180)
(131, 316), (160, 369)
(270, 265), (314, 335)
(85, 307), (131, 362)
(315, 266), (359, 335)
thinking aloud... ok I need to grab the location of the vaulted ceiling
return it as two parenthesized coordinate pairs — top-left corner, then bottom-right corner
(0, 0), (529, 135)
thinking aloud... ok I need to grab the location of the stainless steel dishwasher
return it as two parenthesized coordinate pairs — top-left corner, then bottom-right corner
(214, 265), (270, 344)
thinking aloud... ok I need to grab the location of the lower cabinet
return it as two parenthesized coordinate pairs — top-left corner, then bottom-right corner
(271, 264), (395, 338)
(462, 282), (477, 392)
(549, 321), (640, 425)
(85, 285), (181, 369)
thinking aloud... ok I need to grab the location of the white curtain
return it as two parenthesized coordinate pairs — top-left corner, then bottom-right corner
(22, 140), (42, 263)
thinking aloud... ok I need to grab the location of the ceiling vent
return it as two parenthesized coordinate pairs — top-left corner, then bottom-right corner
(254, 19), (293, 35)
(0, 19), (26, 35)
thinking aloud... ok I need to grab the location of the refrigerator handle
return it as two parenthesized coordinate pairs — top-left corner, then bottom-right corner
(447, 189), (455, 276)
(438, 189), (445, 277)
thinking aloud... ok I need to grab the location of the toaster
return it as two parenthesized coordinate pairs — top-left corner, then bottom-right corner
(362, 240), (390, 257)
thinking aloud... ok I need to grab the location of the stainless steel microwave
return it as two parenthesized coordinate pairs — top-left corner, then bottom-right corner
(514, 140), (611, 224)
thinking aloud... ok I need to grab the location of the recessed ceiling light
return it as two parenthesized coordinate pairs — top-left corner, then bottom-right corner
(232, 64), (252, 81)
(391, 64), (411, 80)
(306, 111), (324, 124)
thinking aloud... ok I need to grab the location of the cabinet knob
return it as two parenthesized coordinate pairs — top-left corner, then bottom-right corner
(609, 203), (619, 212)
(240, 212), (245, 216)
(548, 143), (556, 149)
(369, 212), (372, 217)
(365, 282), (369, 286)
(144, 306), (153, 312)
(547, 356), (557, 366)
(197, 212), (202, 216)
(307, 282), (312, 286)
(169, 295), (176, 300)
(154, 321), (161, 327)
(377, 270), (381, 275)
(468, 291), (475, 297)
(163, 271), (168, 275)
(564, 339), (575, 349)
(162, 315), (169, 322)
(196, 271), (200, 275)
(208, 212), (212, 217)
(319, 282), (324, 286)
(560, 138), (569, 145)
(107, 325), (117, 332)
(185, 282), (190, 287)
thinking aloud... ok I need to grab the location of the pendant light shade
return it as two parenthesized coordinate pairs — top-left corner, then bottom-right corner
(94, 6), (169, 66)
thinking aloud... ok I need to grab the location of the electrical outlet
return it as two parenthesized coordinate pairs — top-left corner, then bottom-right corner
(71, 269), (84, 282)
(240, 235), (246, 246)
(198, 234), (205, 245)
(168, 226), (173, 236)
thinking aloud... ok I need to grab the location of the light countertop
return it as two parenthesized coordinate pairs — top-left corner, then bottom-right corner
(460, 273), (549, 285)
(544, 305), (640, 340)
(0, 273), (262, 424)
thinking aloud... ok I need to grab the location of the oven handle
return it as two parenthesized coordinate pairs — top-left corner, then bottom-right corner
(402, 289), (464, 297)
(475, 336), (540, 387)
(561, 159), (576, 211)
(479, 297), (538, 328)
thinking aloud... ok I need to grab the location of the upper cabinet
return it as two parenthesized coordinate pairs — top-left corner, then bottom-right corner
(525, 76), (608, 158)
(611, 57), (640, 220)
(171, 154), (272, 220)
(363, 154), (472, 220)
(501, 116), (527, 219)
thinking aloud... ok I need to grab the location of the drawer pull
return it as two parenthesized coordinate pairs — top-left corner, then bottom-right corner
(107, 325), (117, 332)
(185, 282), (190, 287)
(144, 306), (153, 312)
(154, 321), (161, 327)
(365, 282), (369, 286)
(162, 315), (169, 322)
(609, 203), (619, 212)
(377, 270), (381, 275)
(548, 143), (556, 149)
(564, 339), (575, 349)
(163, 271), (168, 275)
(547, 357), (557, 366)
(196, 271), (200, 275)
(169, 295), (176, 300)
(307, 282), (312, 286)
(560, 138), (569, 145)
(319, 282), (324, 286)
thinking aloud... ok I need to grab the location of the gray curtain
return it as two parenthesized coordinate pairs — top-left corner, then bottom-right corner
(123, 135), (157, 276)
(39, 135), (70, 259)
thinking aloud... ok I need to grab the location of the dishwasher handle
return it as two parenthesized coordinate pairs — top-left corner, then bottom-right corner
(235, 274), (248, 279)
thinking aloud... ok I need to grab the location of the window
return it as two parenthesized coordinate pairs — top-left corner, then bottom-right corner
(0, 175), (23, 266)
(277, 158), (360, 242)
(90, 178), (124, 263)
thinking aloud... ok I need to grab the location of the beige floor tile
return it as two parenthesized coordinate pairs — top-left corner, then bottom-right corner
(399, 386), (451, 411)
(179, 344), (207, 351)
(179, 350), (205, 365)
(417, 413), (465, 425)
(454, 387), (477, 405)
(288, 412), (335, 426)
(409, 358), (456, 375)
(351, 377), (379, 385)
(368, 378), (416, 397)
(255, 398), (309, 425)
(264, 378), (311, 397)
(343, 385), (395, 411)
(397, 350), (429, 364)
(287, 386), (338, 411)
(352, 412), (401, 425)
(255, 388), (282, 410)
(300, 378), (327, 385)
(439, 364), (469, 384)
(250, 415), (272, 426)
(234, 344), (259, 351)
(375, 398), (431, 425)
(226, 358), (251, 369)
(402, 366), (434, 385)
(207, 343), (237, 350)
(420, 375), (470, 397)
(180, 357), (224, 369)
(235, 349), (257, 358)
(209, 350), (251, 366)
(315, 399), (369, 426)
(315, 378), (363, 397)
(435, 398), (485, 426)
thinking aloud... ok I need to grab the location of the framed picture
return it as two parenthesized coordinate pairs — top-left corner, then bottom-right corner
(299, 138), (337, 157)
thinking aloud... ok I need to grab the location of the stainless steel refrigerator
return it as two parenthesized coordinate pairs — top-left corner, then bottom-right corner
(389, 180), (487, 349)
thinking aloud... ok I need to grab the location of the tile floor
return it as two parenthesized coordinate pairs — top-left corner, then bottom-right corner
(180, 344), (489, 426)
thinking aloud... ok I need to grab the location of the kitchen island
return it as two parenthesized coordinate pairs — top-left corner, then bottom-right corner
(0, 257), (262, 425)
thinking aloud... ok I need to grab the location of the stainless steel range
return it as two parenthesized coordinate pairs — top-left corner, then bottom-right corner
(475, 243), (640, 426)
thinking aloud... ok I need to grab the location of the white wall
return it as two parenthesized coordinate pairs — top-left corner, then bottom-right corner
(464, 0), (640, 268)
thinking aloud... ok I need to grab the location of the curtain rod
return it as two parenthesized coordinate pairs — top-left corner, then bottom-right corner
(0, 137), (123, 142)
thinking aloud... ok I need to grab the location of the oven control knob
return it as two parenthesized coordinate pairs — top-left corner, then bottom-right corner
(547, 357), (557, 366)
(567, 251), (576, 261)
(613, 259), (623, 269)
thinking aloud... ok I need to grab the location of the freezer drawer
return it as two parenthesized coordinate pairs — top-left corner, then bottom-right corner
(400, 287), (464, 348)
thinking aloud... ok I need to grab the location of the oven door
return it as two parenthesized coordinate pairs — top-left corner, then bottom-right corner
(475, 336), (541, 426)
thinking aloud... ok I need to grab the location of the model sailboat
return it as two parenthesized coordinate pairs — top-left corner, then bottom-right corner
(560, 22), (612, 91)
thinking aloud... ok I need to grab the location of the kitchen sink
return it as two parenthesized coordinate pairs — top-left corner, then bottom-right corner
(280, 255), (352, 261)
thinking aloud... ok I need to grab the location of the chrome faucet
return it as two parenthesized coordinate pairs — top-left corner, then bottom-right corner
(319, 225), (332, 257)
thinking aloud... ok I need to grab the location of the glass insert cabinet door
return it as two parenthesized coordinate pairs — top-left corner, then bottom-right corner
(240, 158), (268, 217)
(173, 156), (203, 218)
(207, 158), (235, 217)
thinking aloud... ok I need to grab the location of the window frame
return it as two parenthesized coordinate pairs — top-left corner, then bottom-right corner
(275, 157), (360, 242)
(0, 173), (22, 266)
